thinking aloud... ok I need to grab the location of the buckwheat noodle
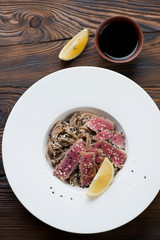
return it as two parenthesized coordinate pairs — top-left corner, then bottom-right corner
(46, 112), (96, 184)
(46, 111), (119, 186)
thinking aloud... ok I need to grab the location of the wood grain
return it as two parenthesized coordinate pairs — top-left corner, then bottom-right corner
(0, 0), (159, 46)
(0, 33), (160, 87)
(0, 0), (160, 239)
(144, 87), (160, 109)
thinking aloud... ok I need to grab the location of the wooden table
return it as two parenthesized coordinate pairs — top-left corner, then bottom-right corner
(0, 1), (160, 239)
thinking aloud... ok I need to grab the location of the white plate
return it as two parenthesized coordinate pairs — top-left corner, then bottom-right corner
(2, 67), (160, 234)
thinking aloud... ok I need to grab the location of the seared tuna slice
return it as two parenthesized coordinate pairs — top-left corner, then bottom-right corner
(90, 140), (127, 168)
(79, 152), (96, 187)
(94, 129), (125, 150)
(87, 147), (105, 170)
(86, 115), (114, 132)
(54, 139), (86, 180)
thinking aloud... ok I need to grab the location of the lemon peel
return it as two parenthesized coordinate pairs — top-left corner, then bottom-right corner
(87, 158), (114, 197)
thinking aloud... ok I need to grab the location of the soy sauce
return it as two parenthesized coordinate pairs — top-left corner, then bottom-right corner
(99, 21), (138, 60)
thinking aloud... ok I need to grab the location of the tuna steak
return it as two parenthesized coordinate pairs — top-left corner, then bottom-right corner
(87, 147), (105, 170)
(86, 115), (114, 132)
(94, 129), (125, 150)
(54, 139), (86, 180)
(90, 140), (127, 168)
(79, 152), (96, 187)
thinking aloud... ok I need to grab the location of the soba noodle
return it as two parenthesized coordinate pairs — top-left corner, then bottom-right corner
(46, 112), (96, 181)
(46, 111), (119, 186)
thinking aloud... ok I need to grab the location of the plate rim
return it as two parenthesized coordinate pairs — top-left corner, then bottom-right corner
(2, 66), (160, 234)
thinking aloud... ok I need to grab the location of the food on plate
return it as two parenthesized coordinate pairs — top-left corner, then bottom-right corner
(86, 157), (114, 197)
(87, 147), (105, 170)
(86, 115), (114, 132)
(89, 140), (127, 169)
(94, 129), (125, 150)
(58, 28), (89, 61)
(54, 139), (85, 180)
(46, 112), (127, 193)
(79, 152), (96, 187)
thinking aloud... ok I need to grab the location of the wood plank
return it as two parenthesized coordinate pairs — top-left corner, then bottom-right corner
(0, 0), (160, 46)
(0, 32), (160, 87)
(0, 1), (159, 238)
(144, 87), (160, 109)
(0, 86), (25, 181)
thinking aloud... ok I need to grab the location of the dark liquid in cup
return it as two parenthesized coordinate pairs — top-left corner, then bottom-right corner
(99, 21), (138, 60)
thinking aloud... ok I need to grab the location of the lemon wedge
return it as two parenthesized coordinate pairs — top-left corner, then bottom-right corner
(59, 28), (89, 61)
(87, 158), (114, 197)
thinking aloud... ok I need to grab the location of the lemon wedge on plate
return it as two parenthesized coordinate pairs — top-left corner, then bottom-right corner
(87, 158), (114, 197)
(59, 28), (89, 61)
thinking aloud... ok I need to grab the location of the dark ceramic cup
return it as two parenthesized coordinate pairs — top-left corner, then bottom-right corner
(95, 16), (144, 63)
